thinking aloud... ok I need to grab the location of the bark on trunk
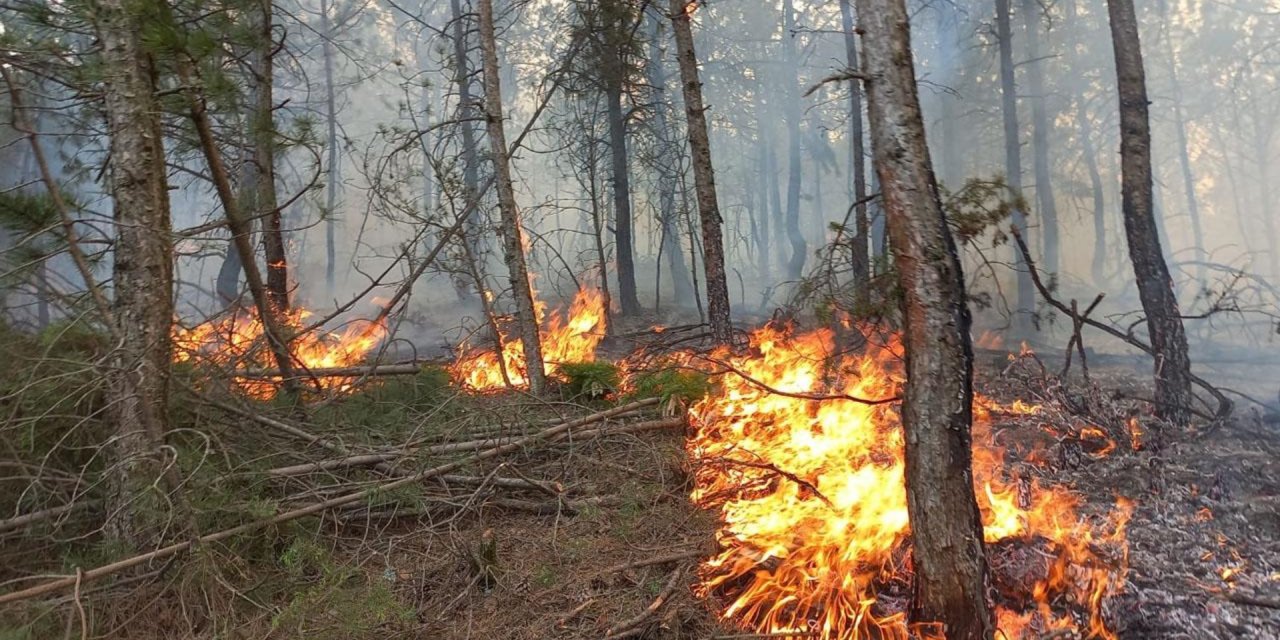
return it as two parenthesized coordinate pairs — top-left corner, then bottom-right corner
(838, 0), (869, 299)
(782, 0), (807, 280)
(670, 0), (732, 344)
(647, 13), (695, 307)
(255, 0), (288, 312)
(453, 0), (483, 301)
(321, 0), (340, 296)
(606, 76), (640, 314)
(1106, 0), (1194, 426)
(1020, 0), (1059, 277)
(94, 0), (179, 545)
(855, 0), (994, 636)
(996, 0), (1033, 332)
(477, 0), (547, 394)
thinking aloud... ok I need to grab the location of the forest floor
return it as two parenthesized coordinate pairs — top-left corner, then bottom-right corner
(2, 320), (1278, 639)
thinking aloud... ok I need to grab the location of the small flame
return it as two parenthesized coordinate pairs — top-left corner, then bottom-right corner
(452, 287), (607, 390)
(1127, 417), (1144, 451)
(173, 307), (387, 398)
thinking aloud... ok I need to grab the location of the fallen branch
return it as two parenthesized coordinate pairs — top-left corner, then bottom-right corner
(605, 567), (685, 638)
(236, 363), (426, 379)
(1011, 230), (1233, 420)
(0, 399), (670, 605)
(601, 549), (704, 575)
(0, 500), (96, 535)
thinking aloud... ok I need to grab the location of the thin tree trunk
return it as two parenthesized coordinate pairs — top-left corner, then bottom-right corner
(997, 0), (1033, 332)
(477, 0), (546, 394)
(754, 132), (772, 282)
(647, 13), (694, 306)
(453, 0), (483, 301)
(1106, 0), (1194, 426)
(1077, 96), (1108, 287)
(782, 0), (807, 280)
(606, 76), (640, 314)
(838, 0), (869, 299)
(588, 135), (614, 323)
(93, 0), (181, 545)
(255, 0), (288, 312)
(321, 0), (340, 296)
(856, 0), (993, 636)
(670, 0), (732, 343)
(1020, 0), (1059, 277)
(1159, 0), (1205, 282)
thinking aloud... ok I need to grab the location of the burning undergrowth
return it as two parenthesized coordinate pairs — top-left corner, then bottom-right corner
(686, 324), (1134, 639)
(173, 306), (387, 398)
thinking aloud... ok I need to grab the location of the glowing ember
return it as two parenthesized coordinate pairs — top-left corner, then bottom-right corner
(173, 307), (387, 399)
(452, 287), (607, 390)
(687, 324), (1134, 639)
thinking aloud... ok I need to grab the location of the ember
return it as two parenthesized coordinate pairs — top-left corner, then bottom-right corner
(687, 324), (1134, 639)
(173, 307), (387, 399)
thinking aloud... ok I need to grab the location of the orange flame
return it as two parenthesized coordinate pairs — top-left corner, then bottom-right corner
(452, 287), (607, 390)
(687, 325), (1133, 639)
(173, 307), (386, 399)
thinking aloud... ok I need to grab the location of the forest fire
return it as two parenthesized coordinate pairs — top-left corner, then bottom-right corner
(452, 287), (607, 390)
(173, 307), (387, 398)
(687, 325), (1134, 639)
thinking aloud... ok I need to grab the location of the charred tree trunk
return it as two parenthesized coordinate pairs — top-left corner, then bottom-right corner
(477, 0), (546, 394)
(782, 0), (807, 281)
(1020, 0), (1059, 277)
(255, 0), (288, 312)
(94, 0), (180, 545)
(855, 0), (994, 636)
(996, 0), (1033, 332)
(670, 0), (732, 343)
(838, 0), (869, 299)
(647, 13), (694, 307)
(1106, 0), (1194, 426)
(606, 71), (640, 315)
(321, 0), (340, 296)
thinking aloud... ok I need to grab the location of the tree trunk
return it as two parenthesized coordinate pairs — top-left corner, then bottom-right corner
(782, 0), (807, 281)
(255, 0), (288, 312)
(669, 0), (732, 344)
(754, 132), (772, 283)
(838, 0), (869, 299)
(855, 0), (994, 636)
(1159, 0), (1205, 283)
(647, 13), (695, 307)
(1077, 95), (1108, 288)
(996, 0), (1033, 332)
(1020, 0), (1059, 277)
(1106, 0), (1194, 426)
(95, 0), (180, 545)
(321, 0), (340, 296)
(606, 75), (640, 315)
(453, 0), (483, 301)
(477, 0), (547, 395)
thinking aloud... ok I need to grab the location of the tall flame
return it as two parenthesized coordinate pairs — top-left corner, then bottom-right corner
(688, 325), (1133, 639)
(173, 307), (387, 399)
(452, 287), (607, 390)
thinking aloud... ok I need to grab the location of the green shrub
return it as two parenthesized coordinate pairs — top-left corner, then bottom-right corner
(558, 361), (621, 399)
(629, 368), (711, 406)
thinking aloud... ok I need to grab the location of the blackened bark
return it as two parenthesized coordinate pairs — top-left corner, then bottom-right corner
(94, 0), (179, 545)
(647, 13), (694, 306)
(1106, 0), (1194, 426)
(838, 0), (869, 298)
(478, 0), (547, 394)
(855, 0), (994, 636)
(782, 0), (807, 280)
(1020, 0), (1059, 277)
(996, 0), (1033, 332)
(670, 0), (732, 343)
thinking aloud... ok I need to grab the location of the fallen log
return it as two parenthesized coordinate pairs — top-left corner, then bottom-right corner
(0, 500), (96, 535)
(236, 363), (427, 379)
(0, 398), (673, 605)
